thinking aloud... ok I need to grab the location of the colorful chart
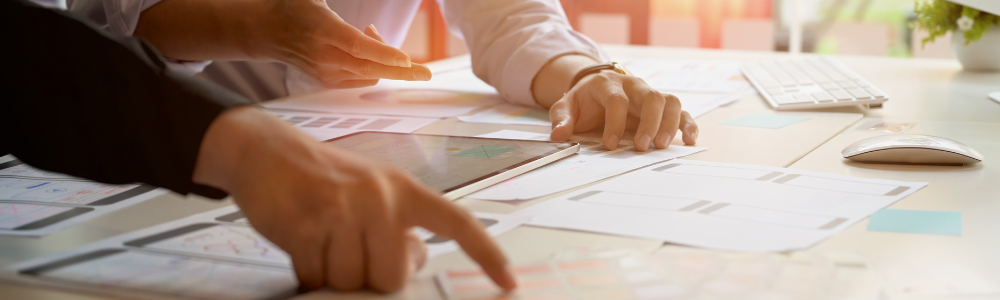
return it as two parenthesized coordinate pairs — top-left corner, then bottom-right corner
(360, 89), (485, 104)
(451, 145), (520, 159)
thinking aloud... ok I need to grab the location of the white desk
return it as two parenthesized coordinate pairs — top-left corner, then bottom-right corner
(1, 45), (996, 299)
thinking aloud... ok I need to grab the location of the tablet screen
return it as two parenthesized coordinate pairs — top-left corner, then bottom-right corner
(325, 132), (576, 192)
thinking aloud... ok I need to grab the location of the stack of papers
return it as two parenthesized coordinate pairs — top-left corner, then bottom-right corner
(467, 130), (706, 201)
(0, 155), (165, 237)
(2, 206), (527, 299)
(517, 159), (928, 252)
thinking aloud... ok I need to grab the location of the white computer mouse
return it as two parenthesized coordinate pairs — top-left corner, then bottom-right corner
(842, 134), (984, 165)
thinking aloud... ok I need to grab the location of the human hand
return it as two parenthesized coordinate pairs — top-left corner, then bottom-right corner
(548, 71), (699, 151)
(192, 107), (516, 292)
(252, 0), (431, 88)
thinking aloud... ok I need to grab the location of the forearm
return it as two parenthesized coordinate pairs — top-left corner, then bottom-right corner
(1, 0), (251, 197)
(135, 0), (261, 61)
(530, 54), (599, 108)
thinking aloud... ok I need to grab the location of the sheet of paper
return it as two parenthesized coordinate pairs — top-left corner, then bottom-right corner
(2, 206), (526, 300)
(264, 67), (502, 118)
(457, 103), (551, 126)
(672, 93), (741, 119)
(867, 209), (962, 236)
(437, 247), (866, 300)
(466, 130), (706, 201)
(413, 213), (530, 258)
(0, 159), (165, 237)
(267, 110), (439, 140)
(623, 60), (749, 94)
(722, 113), (810, 129)
(517, 159), (928, 252)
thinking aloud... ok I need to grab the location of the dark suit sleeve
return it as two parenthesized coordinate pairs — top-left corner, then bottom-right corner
(0, 0), (254, 199)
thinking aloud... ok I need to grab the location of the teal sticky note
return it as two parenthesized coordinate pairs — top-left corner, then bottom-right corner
(722, 114), (809, 129)
(867, 209), (962, 236)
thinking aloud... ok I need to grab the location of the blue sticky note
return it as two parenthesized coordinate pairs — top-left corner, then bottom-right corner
(721, 114), (809, 129)
(867, 209), (962, 236)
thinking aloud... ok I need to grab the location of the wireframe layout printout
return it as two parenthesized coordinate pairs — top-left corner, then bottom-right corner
(268, 110), (439, 141)
(517, 159), (927, 252)
(467, 130), (706, 200)
(4, 205), (527, 300)
(0, 156), (165, 237)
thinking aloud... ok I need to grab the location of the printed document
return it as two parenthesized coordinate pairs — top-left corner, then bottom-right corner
(0, 157), (165, 237)
(264, 67), (501, 118)
(267, 110), (439, 140)
(467, 131), (706, 201)
(517, 159), (927, 252)
(2, 206), (527, 300)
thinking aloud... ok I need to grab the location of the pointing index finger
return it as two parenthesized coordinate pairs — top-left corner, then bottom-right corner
(329, 23), (411, 67)
(405, 187), (516, 290)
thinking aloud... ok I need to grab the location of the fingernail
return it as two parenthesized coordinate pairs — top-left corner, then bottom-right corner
(415, 69), (431, 81)
(368, 24), (380, 35)
(636, 134), (651, 151)
(393, 56), (411, 67)
(608, 135), (619, 150)
(667, 133), (675, 145)
(692, 129), (699, 142)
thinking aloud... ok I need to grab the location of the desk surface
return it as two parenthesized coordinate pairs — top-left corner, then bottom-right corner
(1, 45), (998, 300)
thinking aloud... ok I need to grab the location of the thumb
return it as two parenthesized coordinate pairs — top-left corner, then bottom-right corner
(549, 98), (577, 142)
(365, 24), (388, 44)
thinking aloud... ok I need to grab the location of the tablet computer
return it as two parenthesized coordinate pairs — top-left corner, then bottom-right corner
(325, 132), (579, 200)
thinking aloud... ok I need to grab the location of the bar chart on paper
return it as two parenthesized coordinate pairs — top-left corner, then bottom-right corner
(269, 111), (439, 141)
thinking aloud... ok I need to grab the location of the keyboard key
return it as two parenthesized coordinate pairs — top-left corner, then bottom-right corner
(820, 83), (840, 90)
(865, 88), (887, 99)
(766, 89), (784, 95)
(811, 92), (834, 102)
(771, 95), (796, 104)
(830, 90), (853, 101)
(793, 94), (816, 103)
(846, 88), (873, 100)
(839, 82), (858, 89)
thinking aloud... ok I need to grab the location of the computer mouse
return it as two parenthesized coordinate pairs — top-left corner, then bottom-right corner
(842, 134), (984, 165)
(990, 91), (1000, 103)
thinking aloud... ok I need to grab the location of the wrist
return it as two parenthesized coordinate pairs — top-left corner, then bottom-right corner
(192, 106), (260, 192)
(531, 54), (599, 108)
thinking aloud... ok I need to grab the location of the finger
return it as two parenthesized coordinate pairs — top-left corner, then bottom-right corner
(653, 93), (683, 149)
(365, 218), (409, 292)
(327, 222), (366, 291)
(548, 94), (578, 142)
(365, 24), (388, 44)
(319, 49), (430, 81)
(407, 232), (428, 273)
(405, 186), (516, 290)
(627, 82), (665, 152)
(591, 74), (629, 151)
(679, 110), (699, 145)
(330, 79), (380, 89)
(327, 23), (412, 67)
(289, 230), (329, 289)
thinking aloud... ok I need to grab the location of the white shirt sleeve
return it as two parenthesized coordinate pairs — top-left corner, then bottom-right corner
(439, 0), (608, 108)
(99, 0), (211, 75)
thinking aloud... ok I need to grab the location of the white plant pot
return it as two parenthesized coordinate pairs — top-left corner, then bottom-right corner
(952, 24), (1000, 72)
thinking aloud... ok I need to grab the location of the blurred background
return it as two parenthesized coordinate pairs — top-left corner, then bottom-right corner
(401, 0), (953, 63)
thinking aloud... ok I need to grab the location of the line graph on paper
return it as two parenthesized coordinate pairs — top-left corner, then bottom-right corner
(0, 203), (73, 230)
(139, 224), (291, 266)
(39, 250), (296, 300)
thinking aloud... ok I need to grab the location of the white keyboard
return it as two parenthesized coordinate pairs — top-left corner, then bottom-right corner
(743, 57), (888, 110)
